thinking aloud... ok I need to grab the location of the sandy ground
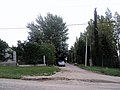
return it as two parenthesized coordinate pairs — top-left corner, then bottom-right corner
(0, 63), (120, 90)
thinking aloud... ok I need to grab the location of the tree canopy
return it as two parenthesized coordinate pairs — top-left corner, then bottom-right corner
(15, 13), (69, 65)
(0, 39), (9, 61)
(15, 41), (56, 65)
(68, 8), (120, 68)
(27, 13), (69, 59)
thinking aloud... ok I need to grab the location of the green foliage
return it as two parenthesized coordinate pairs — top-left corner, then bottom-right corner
(23, 42), (41, 65)
(69, 9), (120, 68)
(27, 13), (69, 58)
(93, 9), (99, 65)
(14, 40), (25, 64)
(69, 34), (86, 64)
(89, 14), (119, 67)
(68, 33), (86, 64)
(0, 39), (8, 51)
(114, 12), (120, 56)
(95, 15), (118, 67)
(15, 41), (56, 65)
(0, 66), (60, 79)
(40, 43), (56, 65)
(0, 39), (9, 61)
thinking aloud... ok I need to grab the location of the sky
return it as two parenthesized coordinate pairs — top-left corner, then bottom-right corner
(0, 0), (120, 49)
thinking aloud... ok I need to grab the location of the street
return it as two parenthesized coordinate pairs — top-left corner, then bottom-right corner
(0, 63), (120, 90)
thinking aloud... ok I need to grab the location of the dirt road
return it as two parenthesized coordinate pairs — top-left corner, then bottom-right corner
(0, 63), (120, 90)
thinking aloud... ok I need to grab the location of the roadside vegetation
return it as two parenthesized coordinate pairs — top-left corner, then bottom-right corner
(68, 9), (120, 68)
(77, 64), (120, 77)
(0, 66), (60, 79)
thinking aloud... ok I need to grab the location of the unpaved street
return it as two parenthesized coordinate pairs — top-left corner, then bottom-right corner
(0, 63), (120, 90)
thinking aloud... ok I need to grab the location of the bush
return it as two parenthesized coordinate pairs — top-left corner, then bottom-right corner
(16, 42), (56, 65)
(23, 42), (41, 65)
(40, 43), (56, 65)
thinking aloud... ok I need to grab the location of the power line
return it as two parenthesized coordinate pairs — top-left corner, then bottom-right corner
(67, 23), (88, 26)
(0, 27), (26, 30)
(0, 23), (88, 30)
(0, 21), (115, 30)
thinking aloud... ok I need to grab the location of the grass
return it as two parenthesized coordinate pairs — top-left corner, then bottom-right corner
(0, 66), (60, 79)
(77, 64), (120, 77)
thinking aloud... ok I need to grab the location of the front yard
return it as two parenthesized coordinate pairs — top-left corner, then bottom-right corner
(0, 66), (60, 79)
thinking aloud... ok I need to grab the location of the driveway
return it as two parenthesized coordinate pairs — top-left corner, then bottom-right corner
(0, 63), (120, 90)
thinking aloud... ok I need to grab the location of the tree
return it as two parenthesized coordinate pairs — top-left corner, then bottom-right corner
(70, 8), (120, 68)
(15, 41), (56, 65)
(86, 19), (94, 66)
(114, 12), (120, 57)
(86, 15), (118, 67)
(27, 13), (69, 59)
(93, 8), (99, 66)
(97, 14), (117, 67)
(68, 33), (86, 64)
(23, 42), (41, 65)
(13, 40), (26, 64)
(0, 39), (9, 61)
(68, 46), (74, 63)
(75, 34), (86, 64)
(40, 43), (56, 65)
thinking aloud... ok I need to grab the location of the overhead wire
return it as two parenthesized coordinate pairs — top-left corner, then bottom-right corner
(0, 23), (88, 30)
(0, 27), (26, 30)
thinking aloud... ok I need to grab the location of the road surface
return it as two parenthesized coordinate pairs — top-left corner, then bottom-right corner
(0, 63), (120, 90)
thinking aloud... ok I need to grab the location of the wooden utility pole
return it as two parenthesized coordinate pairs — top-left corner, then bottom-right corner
(94, 8), (99, 65)
(88, 21), (93, 66)
(89, 30), (93, 66)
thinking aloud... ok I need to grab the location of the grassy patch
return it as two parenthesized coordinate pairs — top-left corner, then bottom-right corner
(0, 66), (60, 79)
(77, 64), (120, 77)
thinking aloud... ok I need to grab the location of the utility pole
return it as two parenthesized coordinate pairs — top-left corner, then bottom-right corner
(89, 21), (93, 66)
(85, 35), (87, 67)
(94, 8), (99, 65)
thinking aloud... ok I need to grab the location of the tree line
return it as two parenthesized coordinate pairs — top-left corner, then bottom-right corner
(68, 8), (120, 68)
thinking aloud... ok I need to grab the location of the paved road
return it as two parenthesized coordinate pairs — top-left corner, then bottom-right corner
(0, 63), (120, 90)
